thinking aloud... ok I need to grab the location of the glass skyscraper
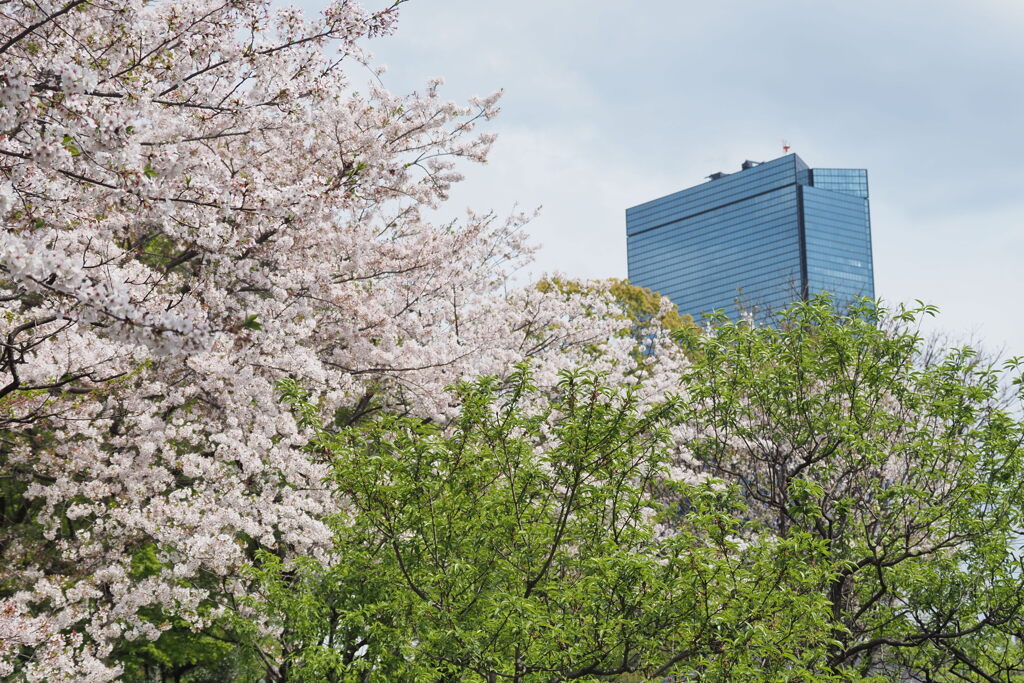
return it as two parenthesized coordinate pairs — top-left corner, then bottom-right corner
(626, 154), (874, 323)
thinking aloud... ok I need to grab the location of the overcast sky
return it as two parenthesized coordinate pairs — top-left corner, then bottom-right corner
(319, 0), (1023, 356)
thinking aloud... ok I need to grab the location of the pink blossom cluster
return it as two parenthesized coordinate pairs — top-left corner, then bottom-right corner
(0, 0), (689, 677)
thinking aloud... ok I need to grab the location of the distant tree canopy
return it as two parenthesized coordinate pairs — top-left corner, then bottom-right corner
(537, 277), (698, 335)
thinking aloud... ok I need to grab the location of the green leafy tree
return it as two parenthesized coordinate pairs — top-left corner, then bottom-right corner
(679, 297), (1024, 680)
(232, 368), (833, 682)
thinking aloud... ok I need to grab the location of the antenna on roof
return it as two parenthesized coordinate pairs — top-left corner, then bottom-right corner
(782, 139), (791, 154)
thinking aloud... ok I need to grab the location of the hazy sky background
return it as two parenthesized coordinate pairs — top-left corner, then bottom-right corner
(317, 0), (1023, 356)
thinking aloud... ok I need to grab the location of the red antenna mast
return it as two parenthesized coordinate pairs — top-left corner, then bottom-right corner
(782, 139), (791, 153)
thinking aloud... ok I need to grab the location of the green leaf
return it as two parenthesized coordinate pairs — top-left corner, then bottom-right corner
(61, 134), (81, 156)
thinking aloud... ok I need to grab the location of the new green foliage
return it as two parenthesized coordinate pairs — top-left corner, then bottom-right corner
(679, 297), (1024, 679)
(233, 367), (832, 681)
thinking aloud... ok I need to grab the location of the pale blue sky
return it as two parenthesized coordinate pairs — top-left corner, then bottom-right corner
(330, 0), (1024, 356)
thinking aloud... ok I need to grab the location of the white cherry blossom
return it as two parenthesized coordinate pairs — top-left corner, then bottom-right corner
(0, 0), (690, 677)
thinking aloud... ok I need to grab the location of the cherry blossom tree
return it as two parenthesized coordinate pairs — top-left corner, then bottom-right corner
(0, 0), (687, 678)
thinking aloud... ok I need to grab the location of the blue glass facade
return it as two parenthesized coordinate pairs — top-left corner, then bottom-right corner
(626, 154), (873, 323)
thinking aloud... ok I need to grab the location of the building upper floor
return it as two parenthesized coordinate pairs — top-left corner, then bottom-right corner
(625, 153), (868, 238)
